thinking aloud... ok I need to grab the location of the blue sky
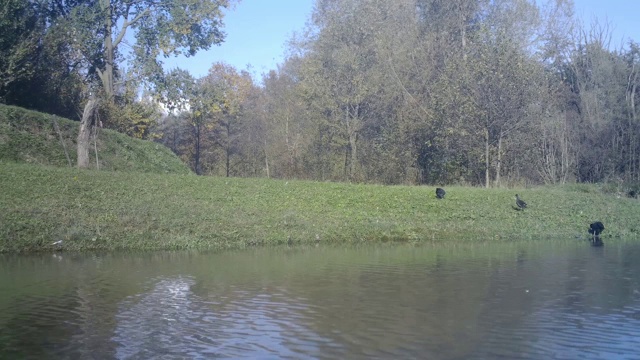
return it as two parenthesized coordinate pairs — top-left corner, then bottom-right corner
(162, 0), (639, 80)
(573, 0), (640, 47)
(162, 0), (315, 79)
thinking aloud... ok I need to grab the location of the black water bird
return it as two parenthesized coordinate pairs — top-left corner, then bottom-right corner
(588, 221), (605, 236)
(515, 194), (527, 210)
(436, 187), (446, 199)
(588, 221), (605, 246)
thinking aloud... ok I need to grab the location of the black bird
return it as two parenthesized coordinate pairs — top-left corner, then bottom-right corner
(515, 194), (527, 210)
(588, 221), (605, 246)
(588, 221), (604, 236)
(436, 187), (446, 199)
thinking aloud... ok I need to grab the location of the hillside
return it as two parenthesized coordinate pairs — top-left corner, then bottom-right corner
(0, 104), (190, 174)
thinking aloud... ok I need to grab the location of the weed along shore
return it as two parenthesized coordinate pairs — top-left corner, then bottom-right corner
(1, 162), (639, 253)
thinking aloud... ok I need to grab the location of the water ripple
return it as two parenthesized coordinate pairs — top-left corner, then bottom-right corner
(2, 243), (640, 359)
(111, 276), (338, 359)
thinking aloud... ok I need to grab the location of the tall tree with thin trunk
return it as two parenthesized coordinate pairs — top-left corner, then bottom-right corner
(299, 0), (386, 181)
(47, 0), (234, 168)
(202, 63), (253, 177)
(259, 60), (310, 179)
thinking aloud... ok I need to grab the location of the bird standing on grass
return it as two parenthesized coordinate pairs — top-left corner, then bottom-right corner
(436, 188), (446, 199)
(515, 194), (527, 210)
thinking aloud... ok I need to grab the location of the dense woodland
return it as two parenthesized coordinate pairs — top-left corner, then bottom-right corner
(2, 0), (639, 187)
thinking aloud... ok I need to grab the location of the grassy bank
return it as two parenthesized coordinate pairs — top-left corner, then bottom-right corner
(0, 104), (190, 174)
(2, 162), (639, 253)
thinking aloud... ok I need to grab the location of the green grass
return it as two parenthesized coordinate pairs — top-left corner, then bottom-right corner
(0, 104), (190, 174)
(2, 162), (639, 253)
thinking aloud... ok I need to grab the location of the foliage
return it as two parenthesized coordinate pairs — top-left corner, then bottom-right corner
(0, 1), (85, 119)
(0, 104), (190, 174)
(298, 0), (392, 182)
(201, 63), (254, 176)
(105, 101), (160, 140)
(242, 0), (640, 187)
(157, 68), (213, 174)
(0, 0), (42, 102)
(102, 81), (162, 140)
(157, 63), (255, 176)
(9, 0), (235, 168)
(3, 0), (640, 187)
(255, 61), (312, 179)
(47, 0), (234, 97)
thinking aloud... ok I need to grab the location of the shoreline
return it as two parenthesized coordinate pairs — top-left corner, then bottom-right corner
(1, 163), (637, 253)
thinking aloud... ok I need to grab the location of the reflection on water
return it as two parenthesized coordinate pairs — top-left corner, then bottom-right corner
(112, 276), (332, 358)
(1, 241), (640, 359)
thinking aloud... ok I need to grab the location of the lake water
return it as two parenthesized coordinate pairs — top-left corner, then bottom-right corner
(1, 240), (640, 359)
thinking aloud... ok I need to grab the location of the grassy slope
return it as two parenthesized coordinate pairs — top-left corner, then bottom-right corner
(2, 162), (639, 253)
(0, 104), (190, 174)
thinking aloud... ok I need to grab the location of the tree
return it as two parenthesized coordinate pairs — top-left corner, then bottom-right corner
(566, 21), (628, 182)
(0, 0), (42, 102)
(1, 0), (85, 119)
(160, 68), (212, 175)
(299, 0), (390, 181)
(623, 42), (640, 181)
(416, 0), (487, 61)
(533, 0), (577, 184)
(201, 63), (253, 177)
(157, 64), (254, 177)
(472, 37), (545, 187)
(461, 0), (546, 187)
(409, 0), (484, 184)
(259, 60), (311, 179)
(50, 0), (235, 168)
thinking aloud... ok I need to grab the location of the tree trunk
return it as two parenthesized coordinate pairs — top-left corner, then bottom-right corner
(264, 139), (270, 178)
(285, 117), (294, 177)
(226, 122), (231, 177)
(77, 98), (98, 168)
(495, 131), (503, 187)
(459, 2), (467, 61)
(194, 121), (201, 175)
(560, 119), (570, 184)
(629, 81), (638, 180)
(484, 127), (490, 188)
(344, 105), (360, 181)
(80, 0), (112, 171)
(348, 130), (358, 180)
(99, 0), (115, 100)
(631, 82), (637, 121)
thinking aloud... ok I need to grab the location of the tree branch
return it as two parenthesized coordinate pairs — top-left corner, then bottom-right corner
(113, 8), (151, 49)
